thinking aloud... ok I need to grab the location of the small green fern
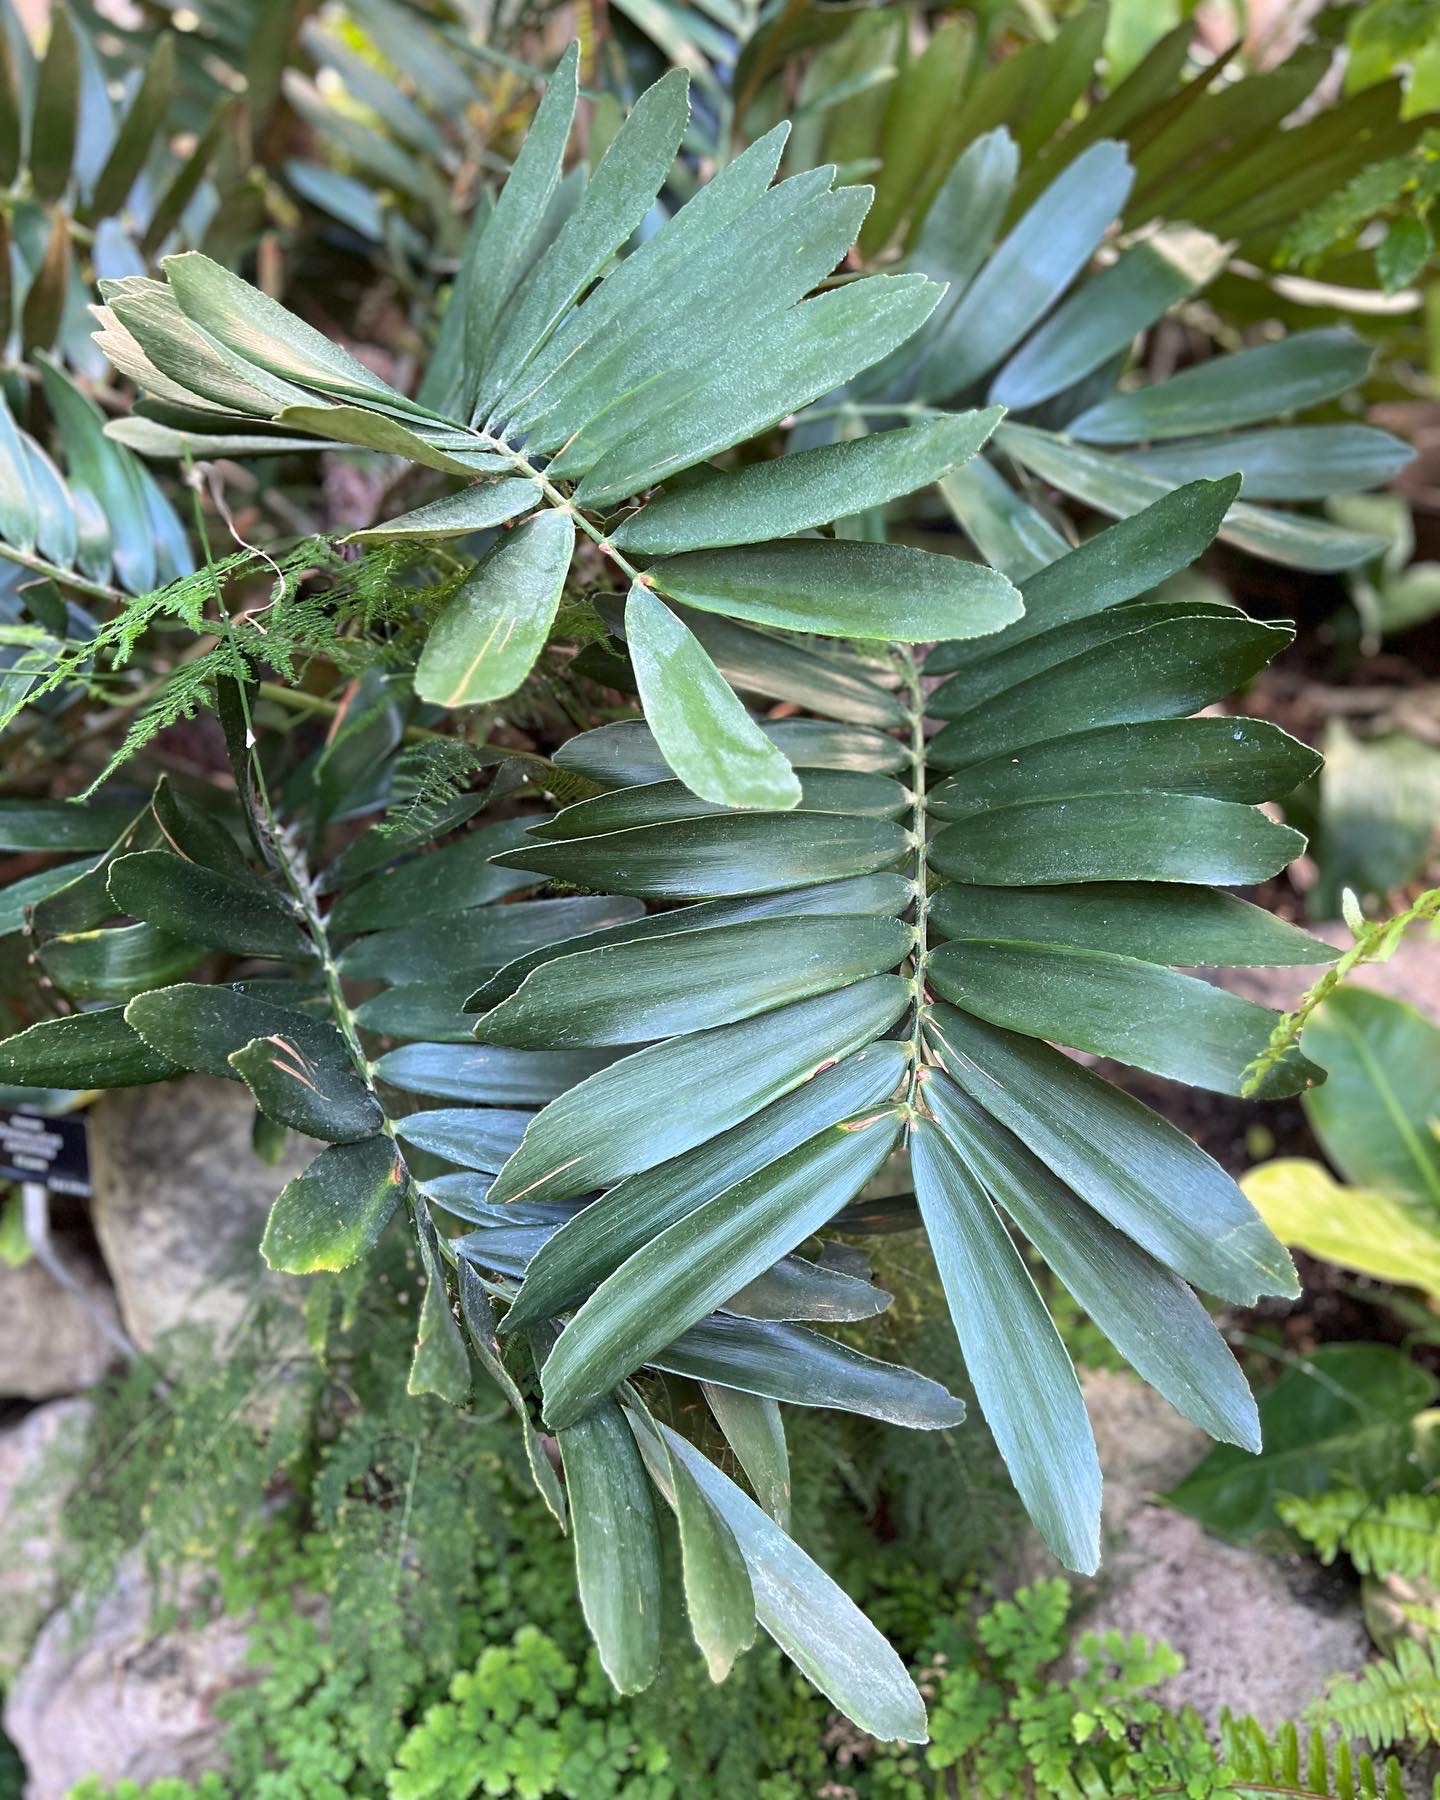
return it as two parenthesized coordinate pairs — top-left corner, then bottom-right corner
(1283, 1487), (1440, 1585)
(1315, 1637), (1440, 1751)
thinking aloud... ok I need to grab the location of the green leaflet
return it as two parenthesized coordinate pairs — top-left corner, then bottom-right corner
(702, 1385), (790, 1529)
(124, 982), (331, 1082)
(1123, 425), (1414, 502)
(540, 1111), (902, 1428)
(556, 1395), (663, 1693)
(476, 914), (912, 1047)
(915, 140), (1134, 400)
(328, 818), (537, 933)
(527, 773), (909, 839)
(456, 1264), (567, 1529)
(665, 607), (907, 729)
(229, 1029), (383, 1143)
(654, 1313), (963, 1429)
(1069, 328), (1375, 443)
(491, 811), (912, 900)
(625, 583), (800, 810)
(29, 7), (77, 204)
(929, 882), (1334, 969)
(502, 1043), (909, 1330)
(1302, 988), (1440, 1203)
(38, 356), (153, 593)
(631, 1412), (754, 1682)
(0, 799), (134, 851)
(571, 273), (944, 507)
(927, 717), (1321, 818)
(108, 852), (312, 960)
(374, 1042), (620, 1106)
(0, 860), (92, 935)
(927, 939), (1319, 1098)
(1244, 1160), (1440, 1299)
(339, 896), (643, 985)
(40, 922), (202, 1005)
(260, 1136), (403, 1273)
(925, 1003), (1297, 1306)
(485, 978), (909, 1206)
(408, 1204), (472, 1403)
(345, 477), (540, 542)
(0, 1004), (183, 1089)
(554, 718), (909, 787)
(929, 792), (1304, 887)
(911, 1112), (1099, 1572)
(351, 983), (475, 1043)
(646, 1421), (927, 1743)
(413, 510), (575, 708)
(723, 1254), (890, 1323)
(647, 539), (1021, 643)
(611, 411), (1001, 554)
(394, 1107), (533, 1171)
(923, 1075), (1260, 1451)
(929, 613), (1291, 769)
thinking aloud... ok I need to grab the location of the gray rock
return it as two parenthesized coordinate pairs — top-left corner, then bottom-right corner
(3, 1552), (251, 1799)
(1078, 1369), (1371, 1731)
(0, 1399), (92, 1680)
(0, 1254), (118, 1399)
(88, 1075), (312, 1353)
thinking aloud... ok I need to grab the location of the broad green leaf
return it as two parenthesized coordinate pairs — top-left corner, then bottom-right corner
(928, 717), (1321, 818)
(477, 914), (911, 1047)
(929, 1075), (1260, 1451)
(554, 717), (908, 787)
(486, 978), (909, 1207)
(394, 1107), (532, 1171)
(625, 583), (800, 810)
(528, 772), (909, 840)
(902, 127), (1019, 369)
(611, 412), (1001, 554)
(1301, 988), (1440, 1204)
(1069, 328), (1374, 443)
(408, 1204), (471, 1403)
(655, 1313), (963, 1429)
(925, 1003), (1297, 1305)
(571, 273), (944, 508)
(41, 922), (202, 1005)
(1165, 1345), (1436, 1543)
(0, 802), (131, 853)
(648, 539), (1021, 643)
(648, 1422), (927, 1742)
(374, 1042), (620, 1105)
(474, 68), (692, 416)
(702, 1384), (790, 1528)
(502, 1043), (909, 1329)
(345, 477), (540, 542)
(541, 1112), (902, 1428)
(1125, 426), (1413, 502)
(125, 982), (329, 1081)
(351, 984), (474, 1043)
(723, 1252), (890, 1322)
(929, 793), (1304, 887)
(0, 1004), (182, 1088)
(911, 1109), (1099, 1572)
(165, 251), (424, 415)
(229, 1028), (383, 1143)
(1244, 1159), (1440, 1298)
(916, 141), (1134, 401)
(277, 406), (504, 476)
(150, 777), (253, 882)
(492, 811), (910, 900)
(38, 356), (153, 592)
(108, 852), (312, 959)
(328, 818), (536, 933)
(936, 457), (1072, 582)
(260, 1135), (402, 1273)
(636, 1413), (754, 1681)
(414, 510), (575, 708)
(30, 6), (78, 205)
(339, 896), (643, 986)
(989, 231), (1227, 410)
(0, 395), (38, 550)
(928, 939), (1318, 1097)
(89, 34), (174, 221)
(861, 15), (975, 252)
(0, 860), (91, 934)
(556, 1395), (663, 1692)
(667, 606), (906, 729)
(929, 613), (1290, 769)
(929, 881), (1334, 968)
(456, 1262), (567, 1529)
(138, 95), (237, 258)
(998, 423), (1387, 572)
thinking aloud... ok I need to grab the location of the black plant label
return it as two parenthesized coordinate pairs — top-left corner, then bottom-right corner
(0, 1107), (91, 1195)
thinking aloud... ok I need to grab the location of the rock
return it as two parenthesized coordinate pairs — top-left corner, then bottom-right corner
(3, 1552), (252, 1799)
(1213, 921), (1440, 1021)
(1078, 1369), (1371, 1731)
(0, 1253), (119, 1399)
(88, 1076), (312, 1353)
(0, 1399), (92, 1680)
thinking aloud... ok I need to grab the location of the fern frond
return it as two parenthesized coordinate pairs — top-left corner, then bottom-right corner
(1313, 1638), (1440, 1750)
(1215, 1708), (1408, 1799)
(1282, 1487), (1440, 1584)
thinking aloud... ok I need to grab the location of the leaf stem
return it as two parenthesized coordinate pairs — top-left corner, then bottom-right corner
(0, 539), (126, 603)
(898, 646), (931, 1118)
